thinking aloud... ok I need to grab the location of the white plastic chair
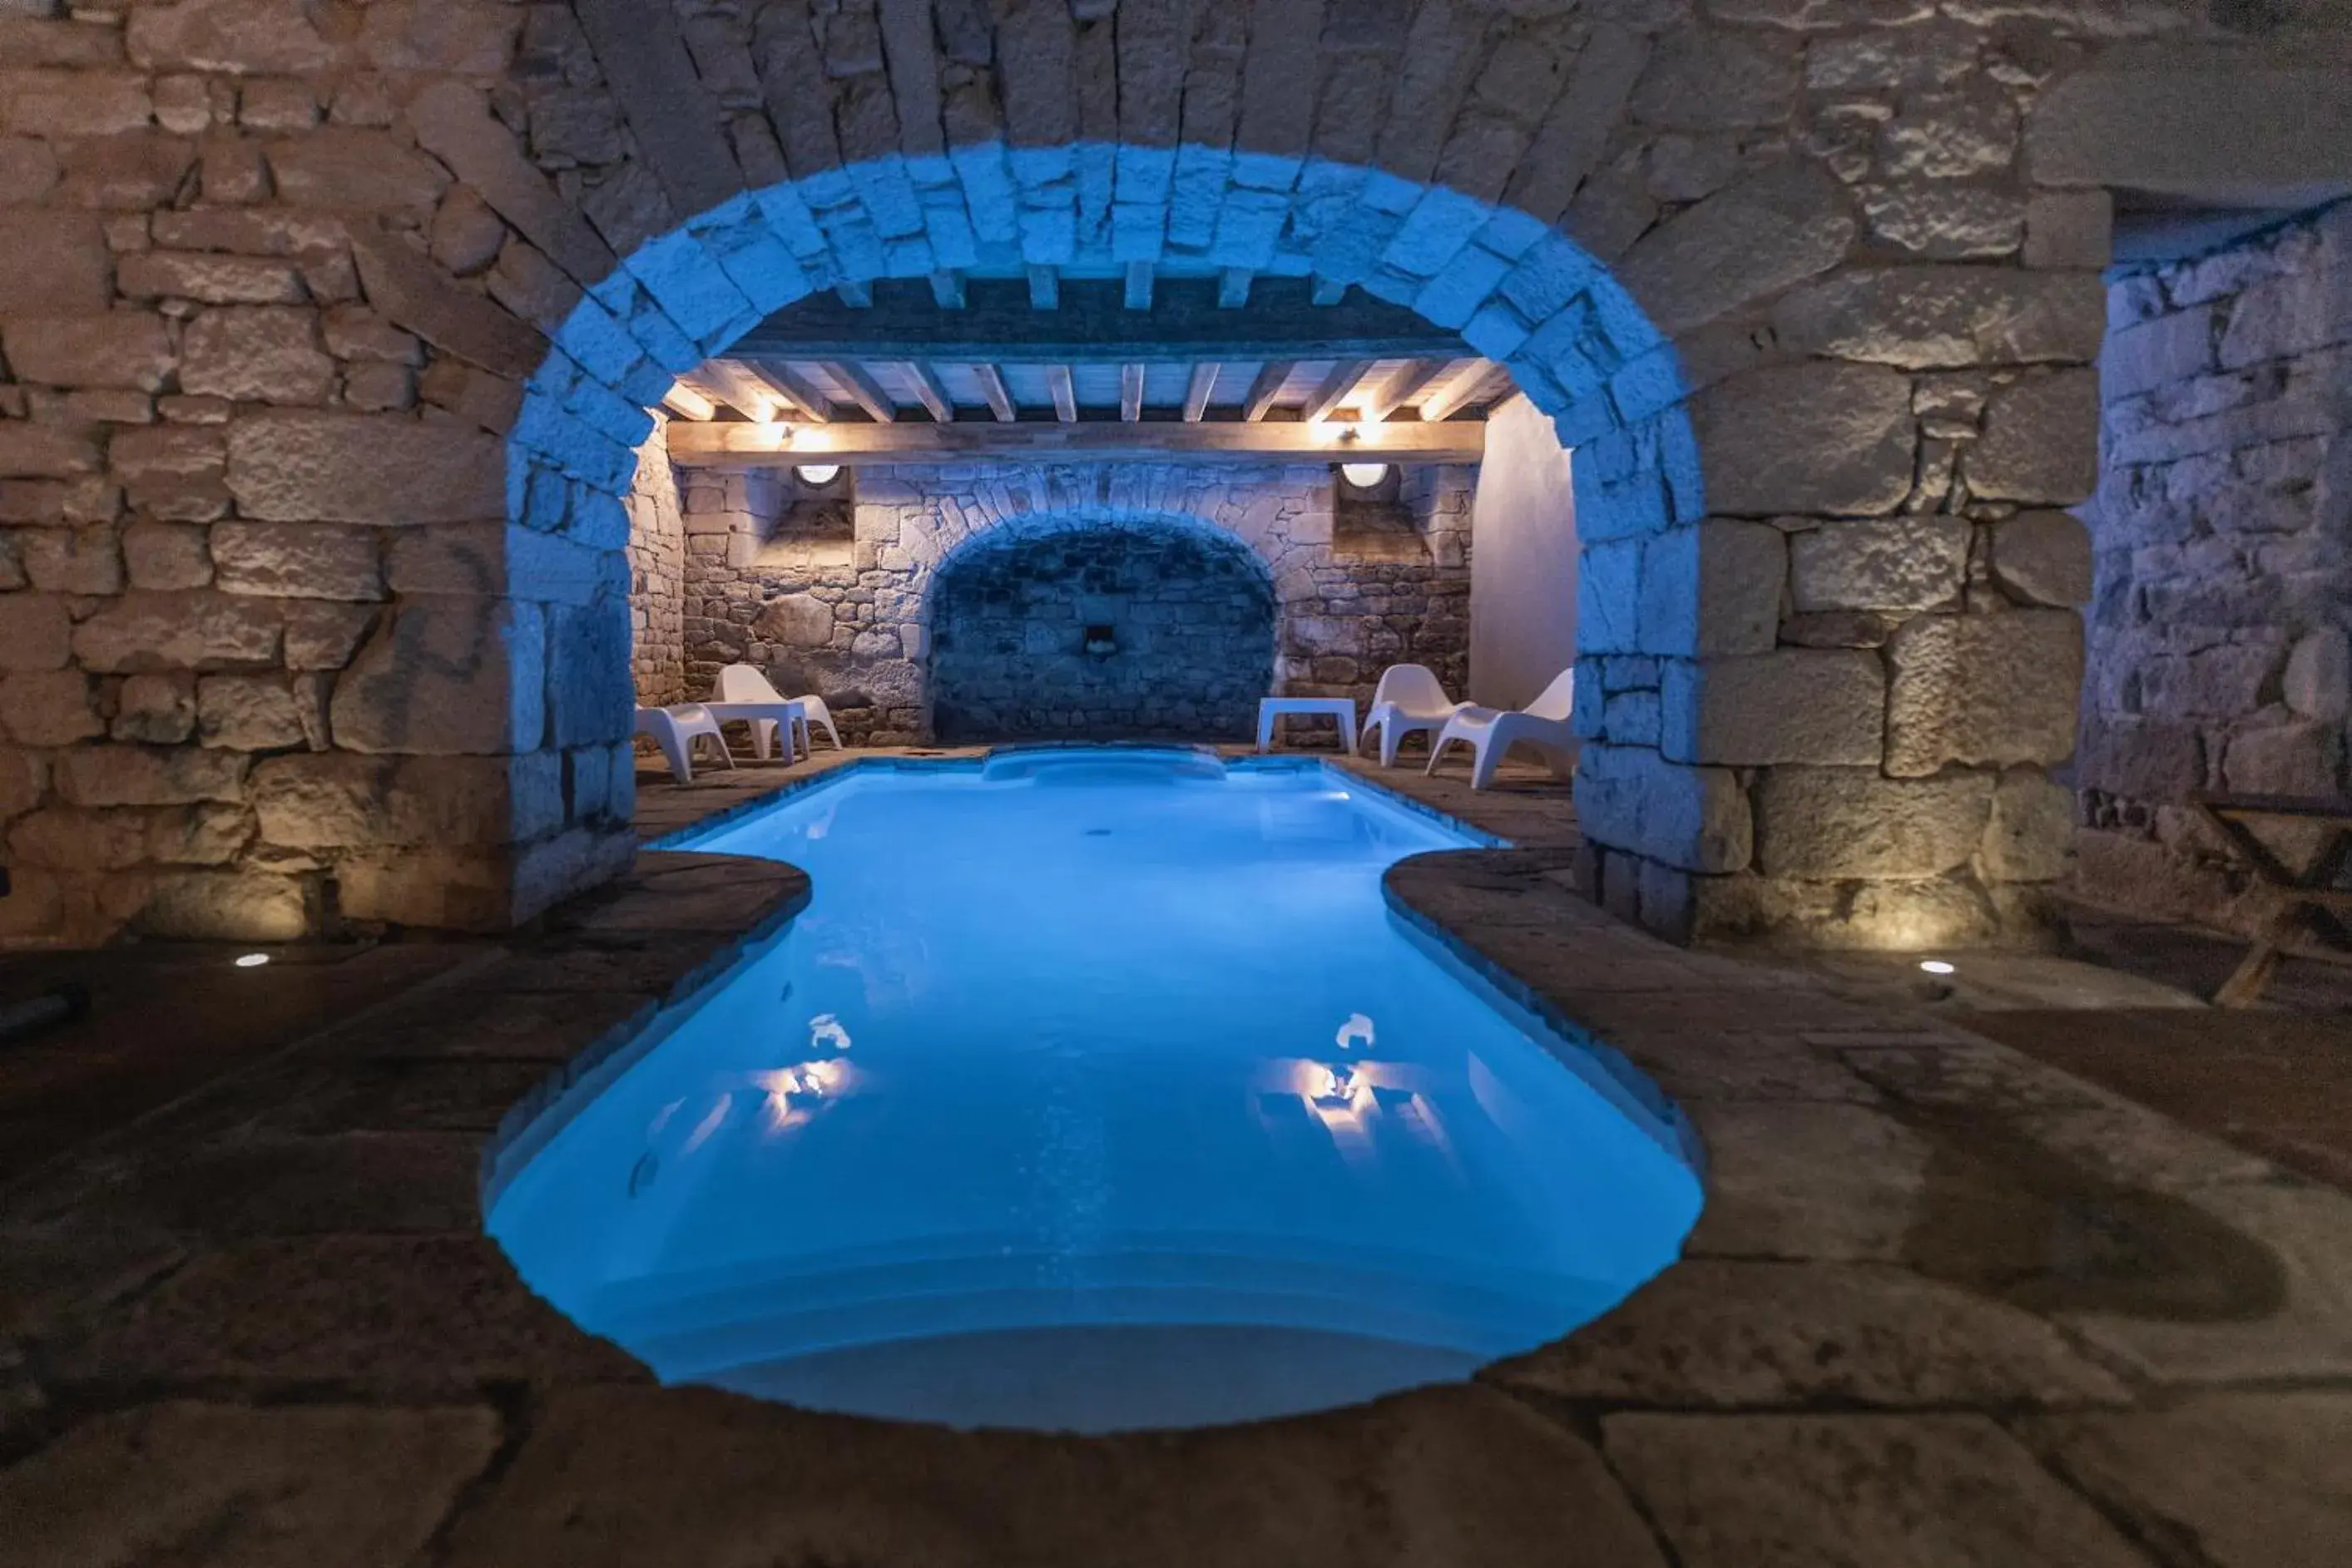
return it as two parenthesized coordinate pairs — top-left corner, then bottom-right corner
(1425, 667), (1578, 789)
(713, 664), (844, 759)
(634, 704), (730, 784)
(1357, 663), (1472, 768)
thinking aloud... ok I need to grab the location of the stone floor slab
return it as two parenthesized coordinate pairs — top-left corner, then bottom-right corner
(1684, 1101), (1929, 1260)
(0, 1402), (498, 1568)
(2063, 1182), (2352, 1383)
(1602, 1029), (1884, 1104)
(56, 1234), (648, 1393)
(1488, 1260), (2127, 1407)
(13, 1130), (483, 1239)
(2023, 1392), (2352, 1568)
(1603, 1412), (2151, 1568)
(441, 1382), (1662, 1568)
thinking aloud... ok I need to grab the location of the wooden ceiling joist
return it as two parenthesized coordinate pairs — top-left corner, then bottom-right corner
(1046, 364), (1077, 423)
(1416, 359), (1494, 424)
(1217, 269), (1253, 309)
(904, 362), (954, 423)
(666, 420), (1486, 467)
(1359, 359), (1448, 425)
(928, 270), (966, 309)
(729, 277), (1462, 364)
(680, 364), (774, 421)
(1183, 363), (1220, 423)
(1241, 361), (1294, 423)
(822, 360), (898, 423)
(1300, 360), (1376, 424)
(1124, 261), (1154, 311)
(661, 381), (716, 421)
(742, 360), (833, 423)
(1468, 361), (1522, 409)
(1120, 363), (1146, 423)
(973, 363), (1017, 423)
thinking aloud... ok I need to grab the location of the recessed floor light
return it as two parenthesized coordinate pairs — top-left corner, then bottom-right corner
(1918, 959), (1955, 976)
(234, 952), (270, 968)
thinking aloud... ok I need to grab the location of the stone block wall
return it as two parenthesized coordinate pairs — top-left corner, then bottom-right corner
(623, 417), (684, 705)
(0, 2), (641, 946)
(2074, 200), (2352, 929)
(661, 461), (1472, 745)
(0, 0), (2318, 945)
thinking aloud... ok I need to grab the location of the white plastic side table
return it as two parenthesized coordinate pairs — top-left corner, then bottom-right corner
(1255, 697), (1358, 754)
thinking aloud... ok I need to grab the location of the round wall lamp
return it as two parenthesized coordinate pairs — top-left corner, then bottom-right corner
(1339, 462), (1391, 490)
(794, 464), (843, 487)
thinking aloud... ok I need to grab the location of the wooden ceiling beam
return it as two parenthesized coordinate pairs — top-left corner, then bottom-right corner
(834, 280), (873, 308)
(1183, 362), (1220, 423)
(1046, 364), (1077, 423)
(821, 360), (898, 423)
(1120, 363), (1145, 423)
(666, 419), (1487, 467)
(740, 360), (833, 423)
(904, 362), (954, 423)
(683, 362), (778, 421)
(730, 276), (1461, 362)
(1124, 261), (1155, 310)
(1310, 277), (1348, 306)
(1359, 359), (1448, 425)
(661, 381), (716, 421)
(972, 363), (1017, 423)
(928, 270), (966, 309)
(1300, 359), (1377, 424)
(1467, 361), (1522, 409)
(1415, 359), (1494, 424)
(1241, 360), (1295, 423)
(1217, 269), (1253, 308)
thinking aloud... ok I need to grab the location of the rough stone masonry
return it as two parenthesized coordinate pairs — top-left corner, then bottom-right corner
(627, 433), (1472, 745)
(2075, 197), (2352, 933)
(0, 0), (2340, 947)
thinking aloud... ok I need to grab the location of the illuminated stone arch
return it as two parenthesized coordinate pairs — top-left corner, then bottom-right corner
(2, 0), (2134, 947)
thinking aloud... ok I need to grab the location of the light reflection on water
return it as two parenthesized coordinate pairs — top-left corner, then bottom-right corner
(489, 749), (1700, 1432)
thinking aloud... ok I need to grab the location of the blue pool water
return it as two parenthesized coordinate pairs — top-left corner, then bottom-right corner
(488, 748), (1701, 1431)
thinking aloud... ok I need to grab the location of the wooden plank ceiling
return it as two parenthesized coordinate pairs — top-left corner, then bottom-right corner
(661, 271), (1519, 459)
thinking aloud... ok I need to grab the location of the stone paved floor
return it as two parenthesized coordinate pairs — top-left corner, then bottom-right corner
(3, 743), (2349, 1566)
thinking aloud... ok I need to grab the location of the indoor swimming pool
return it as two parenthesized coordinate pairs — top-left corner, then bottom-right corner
(487, 747), (1701, 1432)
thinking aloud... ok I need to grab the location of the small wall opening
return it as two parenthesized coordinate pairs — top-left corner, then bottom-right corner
(928, 521), (1276, 744)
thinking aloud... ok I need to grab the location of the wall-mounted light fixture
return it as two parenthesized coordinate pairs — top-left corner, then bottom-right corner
(794, 463), (842, 486)
(1339, 462), (1391, 490)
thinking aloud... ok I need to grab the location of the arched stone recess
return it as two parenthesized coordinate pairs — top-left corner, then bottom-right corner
(509, 140), (1710, 941)
(0, 0), (2138, 946)
(922, 510), (1279, 743)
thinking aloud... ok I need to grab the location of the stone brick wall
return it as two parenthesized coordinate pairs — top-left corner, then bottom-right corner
(623, 418), (685, 705)
(662, 461), (1472, 745)
(0, 0), (2311, 946)
(2073, 200), (2352, 930)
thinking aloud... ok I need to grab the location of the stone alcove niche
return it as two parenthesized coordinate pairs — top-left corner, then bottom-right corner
(927, 517), (1277, 744)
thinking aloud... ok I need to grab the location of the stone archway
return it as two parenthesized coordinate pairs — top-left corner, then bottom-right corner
(0, 0), (2148, 948)
(926, 513), (1276, 744)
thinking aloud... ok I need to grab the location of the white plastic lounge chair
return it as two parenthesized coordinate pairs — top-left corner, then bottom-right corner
(711, 664), (844, 760)
(1357, 663), (1472, 768)
(1425, 667), (1578, 790)
(634, 704), (730, 784)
